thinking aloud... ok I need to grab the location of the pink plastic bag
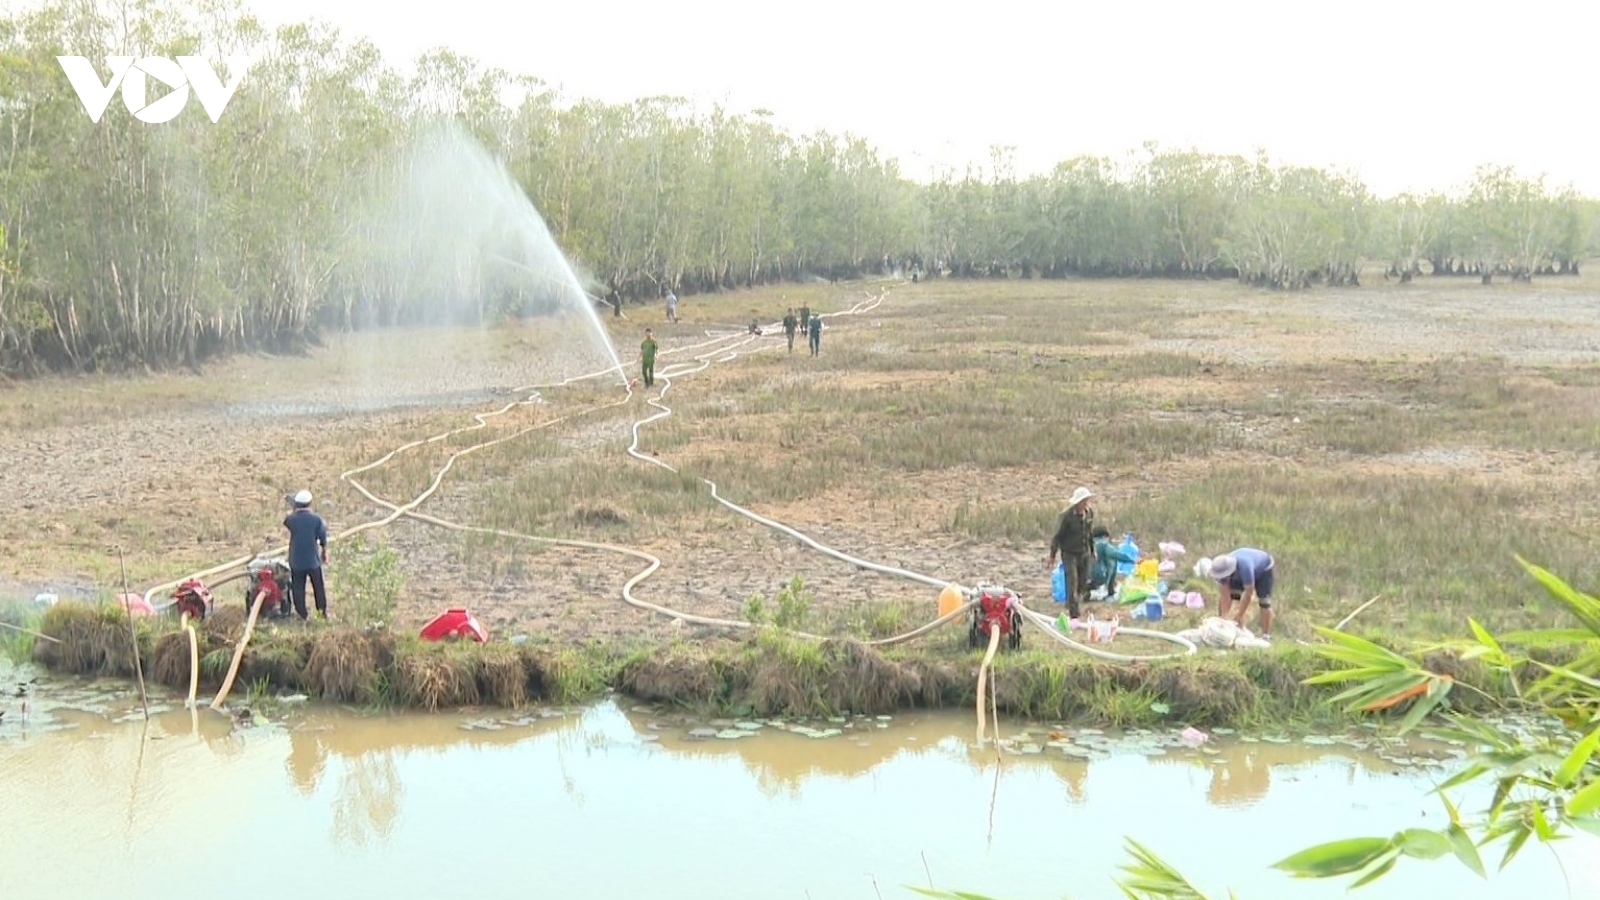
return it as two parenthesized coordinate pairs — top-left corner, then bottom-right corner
(1185, 591), (1205, 609)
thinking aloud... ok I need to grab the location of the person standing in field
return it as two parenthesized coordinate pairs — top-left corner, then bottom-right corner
(808, 314), (823, 356)
(640, 328), (658, 388)
(1046, 487), (1096, 621)
(783, 308), (798, 352)
(1198, 548), (1276, 640)
(665, 290), (678, 323)
(799, 303), (811, 335)
(283, 490), (329, 621)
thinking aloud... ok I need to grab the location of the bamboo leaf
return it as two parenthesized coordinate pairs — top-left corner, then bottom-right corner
(1531, 663), (1600, 693)
(1497, 628), (1596, 646)
(1565, 778), (1600, 817)
(1396, 828), (1453, 860)
(1468, 617), (1505, 658)
(1518, 558), (1600, 637)
(1499, 823), (1533, 871)
(1312, 627), (1416, 667)
(1447, 823), (1487, 878)
(1303, 666), (1405, 686)
(1440, 792), (1463, 826)
(1396, 681), (1451, 733)
(1530, 802), (1555, 841)
(1436, 763), (1489, 793)
(1554, 725), (1600, 788)
(1273, 837), (1394, 877)
(1116, 839), (1212, 900)
(1490, 777), (1517, 818)
(1348, 849), (1402, 889)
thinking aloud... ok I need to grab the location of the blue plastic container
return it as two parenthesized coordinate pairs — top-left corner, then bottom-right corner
(1144, 598), (1164, 621)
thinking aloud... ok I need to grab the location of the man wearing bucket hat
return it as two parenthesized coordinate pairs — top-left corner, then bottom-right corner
(1196, 548), (1275, 639)
(283, 489), (330, 621)
(1046, 487), (1097, 620)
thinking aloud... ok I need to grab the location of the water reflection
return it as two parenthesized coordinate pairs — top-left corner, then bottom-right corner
(1206, 746), (1276, 806)
(331, 748), (401, 848)
(1, 690), (1592, 900)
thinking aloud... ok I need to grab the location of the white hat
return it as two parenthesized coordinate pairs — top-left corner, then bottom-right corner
(293, 489), (313, 506)
(1066, 487), (1095, 509)
(1209, 554), (1237, 580)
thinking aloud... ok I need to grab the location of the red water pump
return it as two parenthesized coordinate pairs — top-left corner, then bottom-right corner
(420, 608), (489, 643)
(171, 579), (214, 620)
(245, 556), (291, 616)
(967, 584), (1023, 651)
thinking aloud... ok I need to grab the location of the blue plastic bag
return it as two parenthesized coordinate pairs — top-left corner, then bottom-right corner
(1116, 534), (1139, 577)
(1052, 562), (1067, 603)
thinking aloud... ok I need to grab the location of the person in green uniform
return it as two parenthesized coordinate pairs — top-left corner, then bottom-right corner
(640, 328), (658, 388)
(1089, 524), (1136, 599)
(1046, 486), (1096, 621)
(783, 308), (798, 352)
(799, 304), (811, 335)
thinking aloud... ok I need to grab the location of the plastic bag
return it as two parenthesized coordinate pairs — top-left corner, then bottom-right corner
(1116, 534), (1138, 577)
(1052, 562), (1066, 603)
(1192, 617), (1268, 651)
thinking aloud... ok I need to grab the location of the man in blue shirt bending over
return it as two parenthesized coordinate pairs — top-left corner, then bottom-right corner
(1202, 548), (1275, 640)
(283, 489), (330, 620)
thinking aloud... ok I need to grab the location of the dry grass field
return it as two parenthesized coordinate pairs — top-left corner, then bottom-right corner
(5, 273), (1598, 656)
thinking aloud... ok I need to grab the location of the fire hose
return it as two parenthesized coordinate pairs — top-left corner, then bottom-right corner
(141, 282), (1192, 719)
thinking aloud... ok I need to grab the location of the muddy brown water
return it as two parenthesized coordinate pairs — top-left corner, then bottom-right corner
(1, 673), (1596, 900)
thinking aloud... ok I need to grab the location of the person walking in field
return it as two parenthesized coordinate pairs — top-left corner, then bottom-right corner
(1046, 487), (1096, 621)
(283, 490), (329, 621)
(783, 308), (798, 352)
(665, 290), (678, 323)
(799, 304), (811, 335)
(640, 328), (659, 388)
(808, 314), (823, 356)
(1197, 548), (1276, 639)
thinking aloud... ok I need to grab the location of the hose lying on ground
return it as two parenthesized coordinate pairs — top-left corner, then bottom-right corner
(337, 288), (981, 647)
(140, 325), (754, 612)
(1015, 605), (1197, 661)
(137, 281), (1191, 680)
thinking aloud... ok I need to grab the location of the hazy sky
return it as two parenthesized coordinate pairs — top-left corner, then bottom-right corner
(125, 0), (1600, 194)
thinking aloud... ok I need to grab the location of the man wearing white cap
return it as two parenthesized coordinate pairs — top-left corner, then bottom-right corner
(1046, 487), (1096, 620)
(1197, 548), (1275, 639)
(283, 490), (329, 620)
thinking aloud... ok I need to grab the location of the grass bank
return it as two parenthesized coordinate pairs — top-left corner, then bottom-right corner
(30, 600), (1540, 731)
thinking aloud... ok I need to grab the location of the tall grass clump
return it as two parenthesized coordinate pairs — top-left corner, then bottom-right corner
(31, 601), (153, 676)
